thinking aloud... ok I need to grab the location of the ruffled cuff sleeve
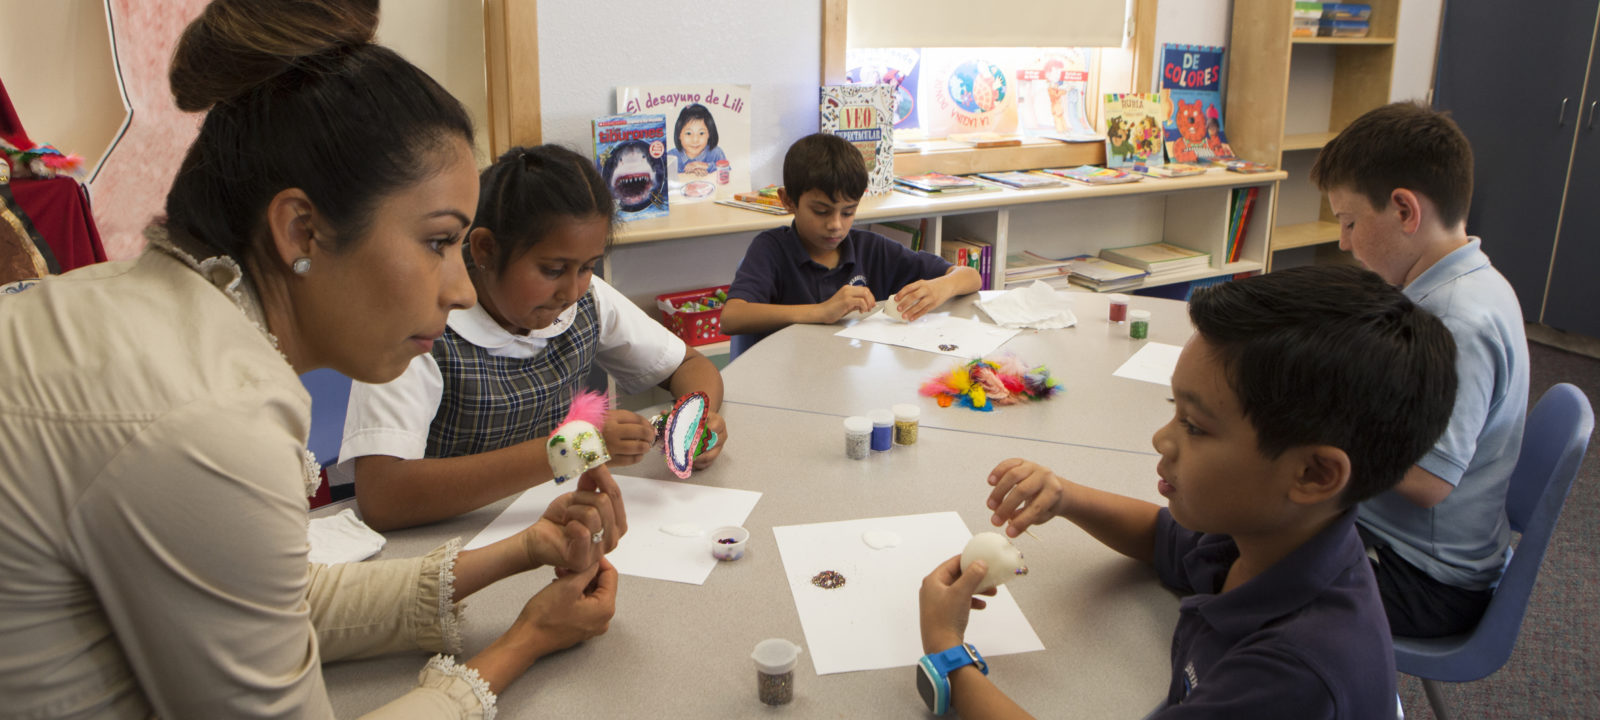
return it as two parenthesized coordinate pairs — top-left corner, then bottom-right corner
(308, 539), (468, 662)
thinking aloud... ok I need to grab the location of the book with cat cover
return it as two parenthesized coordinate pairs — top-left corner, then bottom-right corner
(591, 113), (669, 222)
(821, 84), (896, 196)
(1158, 45), (1235, 164)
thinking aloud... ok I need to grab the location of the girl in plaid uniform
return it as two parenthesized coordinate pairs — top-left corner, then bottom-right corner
(334, 144), (728, 531)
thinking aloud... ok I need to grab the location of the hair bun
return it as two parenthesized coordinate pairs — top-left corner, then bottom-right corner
(169, 0), (380, 112)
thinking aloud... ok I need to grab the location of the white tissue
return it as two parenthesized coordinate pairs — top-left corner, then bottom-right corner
(976, 281), (1079, 329)
(307, 509), (387, 565)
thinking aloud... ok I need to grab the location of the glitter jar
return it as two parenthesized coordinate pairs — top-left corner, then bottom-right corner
(752, 638), (802, 706)
(892, 403), (920, 445)
(869, 410), (895, 452)
(843, 416), (872, 460)
(1107, 294), (1130, 323)
(1129, 309), (1151, 339)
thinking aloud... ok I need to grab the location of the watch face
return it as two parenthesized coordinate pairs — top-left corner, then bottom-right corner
(916, 665), (938, 710)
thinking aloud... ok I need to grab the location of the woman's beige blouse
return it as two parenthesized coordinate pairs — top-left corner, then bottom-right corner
(0, 234), (498, 719)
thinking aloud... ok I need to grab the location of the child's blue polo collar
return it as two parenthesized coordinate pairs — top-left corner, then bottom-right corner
(1404, 237), (1489, 302)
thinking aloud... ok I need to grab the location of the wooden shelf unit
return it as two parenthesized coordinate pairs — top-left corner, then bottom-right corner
(1226, 0), (1400, 264)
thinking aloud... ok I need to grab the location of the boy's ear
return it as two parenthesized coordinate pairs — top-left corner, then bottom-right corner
(468, 227), (497, 271)
(1390, 188), (1424, 234)
(778, 187), (797, 213)
(1287, 445), (1351, 507)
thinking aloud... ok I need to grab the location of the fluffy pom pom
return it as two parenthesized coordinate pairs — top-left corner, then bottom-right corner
(560, 390), (610, 428)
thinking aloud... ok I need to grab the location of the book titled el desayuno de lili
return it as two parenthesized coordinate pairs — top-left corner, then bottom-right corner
(592, 113), (669, 222)
(821, 84), (896, 196)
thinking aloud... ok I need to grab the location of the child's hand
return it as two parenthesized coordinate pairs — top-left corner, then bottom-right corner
(507, 557), (618, 662)
(894, 278), (954, 322)
(602, 409), (657, 466)
(919, 554), (995, 655)
(987, 458), (1068, 537)
(692, 408), (727, 470)
(684, 161), (710, 175)
(816, 285), (876, 323)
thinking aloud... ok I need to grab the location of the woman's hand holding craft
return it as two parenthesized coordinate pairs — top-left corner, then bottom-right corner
(919, 554), (995, 654)
(692, 408), (727, 469)
(986, 458), (1068, 537)
(522, 474), (625, 571)
(509, 557), (618, 662)
(603, 409), (657, 466)
(816, 285), (876, 323)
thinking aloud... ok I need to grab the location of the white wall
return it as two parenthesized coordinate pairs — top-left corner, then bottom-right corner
(536, 1), (822, 191)
(0, 0), (124, 171)
(376, 1), (491, 163)
(1391, 0), (1443, 103)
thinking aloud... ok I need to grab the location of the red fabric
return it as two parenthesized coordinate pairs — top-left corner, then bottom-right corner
(10, 177), (108, 273)
(0, 76), (33, 150)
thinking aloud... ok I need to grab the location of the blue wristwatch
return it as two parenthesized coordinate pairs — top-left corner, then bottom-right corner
(916, 643), (988, 715)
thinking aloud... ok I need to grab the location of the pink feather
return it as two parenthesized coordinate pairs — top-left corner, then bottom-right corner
(560, 390), (610, 427)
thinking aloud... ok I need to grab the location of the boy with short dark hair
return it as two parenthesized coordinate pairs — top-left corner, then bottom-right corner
(719, 133), (980, 339)
(917, 266), (1458, 718)
(1312, 101), (1530, 638)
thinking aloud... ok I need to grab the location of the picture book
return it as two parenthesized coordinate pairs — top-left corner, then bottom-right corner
(715, 198), (789, 216)
(1134, 162), (1208, 178)
(976, 171), (1064, 189)
(1040, 165), (1143, 185)
(1013, 48), (1099, 141)
(897, 172), (979, 192)
(1098, 242), (1210, 274)
(893, 182), (999, 199)
(821, 84), (896, 196)
(1004, 249), (1075, 282)
(617, 84), (750, 202)
(846, 48), (922, 131)
(591, 113), (668, 222)
(1062, 255), (1149, 291)
(1158, 45), (1234, 164)
(1103, 93), (1167, 168)
(920, 48), (1019, 139)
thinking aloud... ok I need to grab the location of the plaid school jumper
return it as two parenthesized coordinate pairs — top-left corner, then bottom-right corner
(426, 291), (601, 458)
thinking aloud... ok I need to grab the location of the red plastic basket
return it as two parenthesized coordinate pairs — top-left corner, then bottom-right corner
(656, 285), (731, 346)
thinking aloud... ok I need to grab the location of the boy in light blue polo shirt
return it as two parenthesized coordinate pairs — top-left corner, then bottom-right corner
(1312, 101), (1531, 638)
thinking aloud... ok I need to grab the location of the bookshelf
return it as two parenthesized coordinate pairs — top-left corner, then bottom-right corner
(1225, 0), (1401, 267)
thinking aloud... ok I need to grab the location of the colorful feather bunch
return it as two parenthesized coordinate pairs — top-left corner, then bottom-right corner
(0, 139), (85, 180)
(919, 355), (1059, 411)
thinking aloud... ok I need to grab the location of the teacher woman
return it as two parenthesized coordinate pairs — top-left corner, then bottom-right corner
(0, 1), (625, 717)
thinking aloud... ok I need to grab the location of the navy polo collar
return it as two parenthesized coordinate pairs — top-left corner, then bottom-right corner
(777, 223), (861, 273)
(1181, 509), (1366, 640)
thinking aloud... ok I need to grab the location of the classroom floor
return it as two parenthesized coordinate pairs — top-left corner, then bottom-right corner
(1397, 339), (1600, 718)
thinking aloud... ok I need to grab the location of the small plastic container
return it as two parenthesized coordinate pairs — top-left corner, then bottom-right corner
(869, 410), (895, 452)
(717, 159), (731, 184)
(892, 403), (920, 445)
(1107, 294), (1130, 323)
(843, 416), (872, 460)
(1129, 309), (1151, 339)
(752, 638), (802, 706)
(710, 526), (749, 561)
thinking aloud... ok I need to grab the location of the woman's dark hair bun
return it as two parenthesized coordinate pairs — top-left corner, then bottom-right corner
(170, 0), (380, 112)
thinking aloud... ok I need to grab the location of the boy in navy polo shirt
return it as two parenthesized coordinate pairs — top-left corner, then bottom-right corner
(719, 133), (980, 341)
(918, 266), (1458, 718)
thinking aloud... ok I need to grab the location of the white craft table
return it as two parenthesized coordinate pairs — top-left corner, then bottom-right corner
(722, 292), (1194, 455)
(321, 402), (1179, 718)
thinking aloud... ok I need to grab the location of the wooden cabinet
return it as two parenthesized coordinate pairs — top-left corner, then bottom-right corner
(1434, 1), (1600, 337)
(1225, 0), (1401, 267)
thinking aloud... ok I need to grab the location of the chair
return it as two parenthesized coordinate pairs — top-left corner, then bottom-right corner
(1393, 383), (1593, 720)
(299, 369), (352, 507)
(728, 333), (759, 362)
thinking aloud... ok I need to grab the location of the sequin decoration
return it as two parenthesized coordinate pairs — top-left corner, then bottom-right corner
(938, 343), (958, 352)
(810, 570), (847, 589)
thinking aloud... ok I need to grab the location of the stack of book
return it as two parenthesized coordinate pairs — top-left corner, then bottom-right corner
(895, 172), (990, 198)
(942, 237), (994, 291)
(1003, 250), (1076, 287)
(716, 185), (790, 215)
(1040, 165), (1143, 186)
(1062, 255), (1149, 292)
(975, 171), (1065, 189)
(1293, 2), (1372, 37)
(1098, 242), (1211, 282)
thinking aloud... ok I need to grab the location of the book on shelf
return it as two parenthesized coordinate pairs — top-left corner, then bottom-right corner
(1015, 48), (1098, 140)
(592, 113), (669, 222)
(732, 185), (785, 209)
(1103, 92), (1167, 168)
(942, 237), (993, 291)
(1226, 186), (1260, 263)
(871, 220), (927, 252)
(946, 131), (1024, 148)
(975, 171), (1065, 189)
(1003, 249), (1076, 282)
(896, 172), (980, 192)
(1041, 165), (1143, 185)
(1098, 242), (1211, 277)
(1158, 44), (1235, 164)
(1133, 162), (1209, 178)
(1318, 19), (1370, 37)
(1221, 159), (1276, 174)
(821, 84), (896, 196)
(1061, 255), (1150, 292)
(1321, 3), (1373, 21)
(714, 198), (790, 215)
(616, 84), (751, 202)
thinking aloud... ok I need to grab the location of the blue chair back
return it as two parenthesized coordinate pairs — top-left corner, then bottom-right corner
(1394, 383), (1593, 683)
(728, 333), (759, 362)
(298, 368), (353, 468)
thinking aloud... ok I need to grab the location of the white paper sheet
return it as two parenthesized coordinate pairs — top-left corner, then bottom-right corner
(465, 474), (761, 585)
(834, 312), (1020, 358)
(773, 512), (1044, 675)
(1112, 341), (1184, 386)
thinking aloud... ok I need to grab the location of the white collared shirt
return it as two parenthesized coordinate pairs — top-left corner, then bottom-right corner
(331, 277), (686, 484)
